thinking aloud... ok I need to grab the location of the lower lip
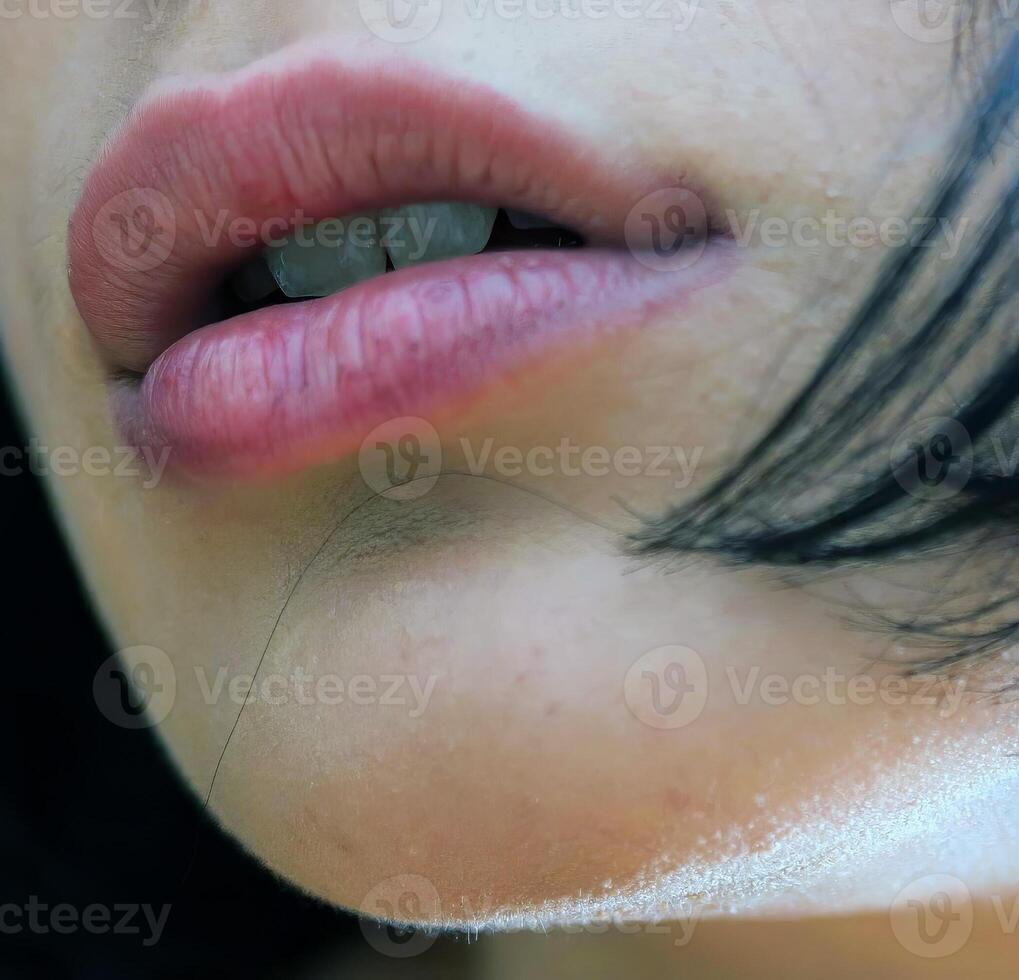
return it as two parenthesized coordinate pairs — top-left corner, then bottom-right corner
(116, 245), (731, 480)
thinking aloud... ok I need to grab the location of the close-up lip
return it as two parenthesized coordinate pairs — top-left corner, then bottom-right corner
(68, 48), (733, 480)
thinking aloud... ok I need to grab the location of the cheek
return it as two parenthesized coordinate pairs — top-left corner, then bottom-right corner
(178, 479), (975, 924)
(199, 535), (726, 918)
(188, 487), (711, 912)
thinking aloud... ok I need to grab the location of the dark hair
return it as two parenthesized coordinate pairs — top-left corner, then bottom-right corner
(635, 30), (1019, 677)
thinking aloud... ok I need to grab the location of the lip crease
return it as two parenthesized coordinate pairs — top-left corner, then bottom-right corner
(68, 50), (733, 480)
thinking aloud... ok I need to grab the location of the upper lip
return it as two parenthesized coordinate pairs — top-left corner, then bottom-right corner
(68, 50), (730, 479)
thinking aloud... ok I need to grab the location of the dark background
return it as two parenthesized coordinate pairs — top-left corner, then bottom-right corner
(0, 374), (474, 979)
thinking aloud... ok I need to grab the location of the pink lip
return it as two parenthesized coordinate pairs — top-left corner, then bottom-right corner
(68, 51), (732, 479)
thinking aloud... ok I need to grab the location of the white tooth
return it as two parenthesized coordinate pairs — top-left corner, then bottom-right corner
(266, 215), (385, 298)
(231, 257), (278, 303)
(381, 202), (497, 269)
(505, 208), (558, 230)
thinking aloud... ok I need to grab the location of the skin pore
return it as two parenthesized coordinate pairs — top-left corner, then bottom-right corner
(1, 0), (1018, 935)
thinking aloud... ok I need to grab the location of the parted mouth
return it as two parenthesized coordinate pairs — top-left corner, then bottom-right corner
(67, 49), (731, 480)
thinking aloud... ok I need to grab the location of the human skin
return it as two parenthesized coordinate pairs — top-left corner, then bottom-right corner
(1, 0), (1017, 934)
